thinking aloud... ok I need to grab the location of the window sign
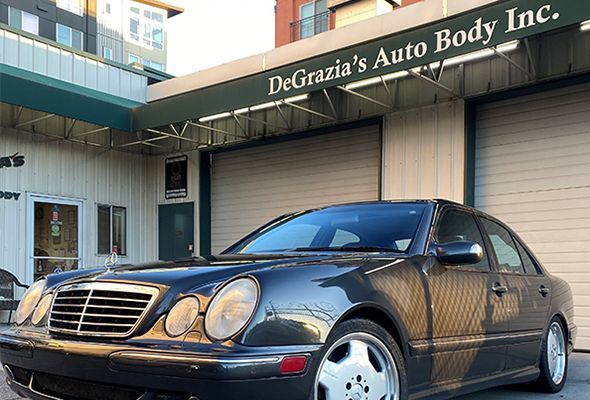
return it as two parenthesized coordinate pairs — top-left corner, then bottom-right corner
(165, 156), (188, 199)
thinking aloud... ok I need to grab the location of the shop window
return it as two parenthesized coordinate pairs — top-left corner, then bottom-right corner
(8, 7), (39, 35)
(98, 205), (127, 256)
(56, 23), (83, 51)
(57, 0), (84, 16)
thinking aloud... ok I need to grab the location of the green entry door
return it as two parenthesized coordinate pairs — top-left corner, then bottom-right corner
(159, 202), (194, 261)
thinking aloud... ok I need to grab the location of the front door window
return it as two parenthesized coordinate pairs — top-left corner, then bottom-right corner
(31, 197), (82, 281)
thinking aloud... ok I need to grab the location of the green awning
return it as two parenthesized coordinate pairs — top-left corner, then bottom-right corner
(133, 0), (590, 131)
(0, 63), (141, 131)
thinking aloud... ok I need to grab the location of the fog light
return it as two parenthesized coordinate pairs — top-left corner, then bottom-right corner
(280, 355), (308, 374)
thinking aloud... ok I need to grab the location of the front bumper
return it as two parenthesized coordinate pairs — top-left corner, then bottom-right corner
(0, 330), (321, 400)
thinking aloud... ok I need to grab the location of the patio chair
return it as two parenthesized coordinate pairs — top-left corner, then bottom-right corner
(0, 269), (29, 323)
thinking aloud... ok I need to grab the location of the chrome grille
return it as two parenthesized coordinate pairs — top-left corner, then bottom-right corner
(49, 282), (159, 337)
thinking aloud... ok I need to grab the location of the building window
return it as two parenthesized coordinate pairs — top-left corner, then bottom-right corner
(105, 2), (112, 14)
(144, 59), (164, 71)
(127, 4), (165, 50)
(56, 23), (84, 51)
(298, 0), (329, 40)
(128, 53), (141, 65)
(57, 0), (84, 16)
(129, 17), (140, 41)
(103, 46), (113, 60)
(8, 7), (39, 35)
(98, 205), (127, 256)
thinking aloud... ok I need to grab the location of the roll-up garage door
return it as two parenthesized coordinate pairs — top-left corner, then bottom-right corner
(211, 126), (381, 253)
(475, 83), (590, 350)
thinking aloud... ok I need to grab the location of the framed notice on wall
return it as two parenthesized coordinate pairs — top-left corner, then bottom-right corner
(165, 155), (188, 199)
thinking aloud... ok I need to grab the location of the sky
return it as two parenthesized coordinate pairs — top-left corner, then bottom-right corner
(165, 0), (276, 77)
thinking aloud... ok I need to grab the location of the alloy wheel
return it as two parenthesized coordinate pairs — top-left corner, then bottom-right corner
(314, 332), (400, 400)
(547, 321), (566, 385)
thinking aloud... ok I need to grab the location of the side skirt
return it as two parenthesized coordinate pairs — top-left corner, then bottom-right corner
(409, 367), (540, 400)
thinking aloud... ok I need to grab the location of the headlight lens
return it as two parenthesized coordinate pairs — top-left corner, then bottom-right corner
(205, 278), (259, 342)
(165, 296), (200, 337)
(31, 294), (53, 326)
(15, 279), (46, 325)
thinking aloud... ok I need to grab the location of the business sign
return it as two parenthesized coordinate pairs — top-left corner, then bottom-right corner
(0, 191), (21, 200)
(136, 0), (590, 130)
(0, 153), (25, 168)
(267, 0), (586, 97)
(165, 155), (188, 199)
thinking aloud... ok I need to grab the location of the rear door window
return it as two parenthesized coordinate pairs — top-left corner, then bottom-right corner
(480, 218), (525, 274)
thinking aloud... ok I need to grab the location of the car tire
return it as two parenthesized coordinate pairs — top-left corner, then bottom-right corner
(309, 318), (408, 400)
(535, 316), (568, 393)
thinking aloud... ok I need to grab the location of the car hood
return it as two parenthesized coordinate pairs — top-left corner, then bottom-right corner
(46, 254), (404, 293)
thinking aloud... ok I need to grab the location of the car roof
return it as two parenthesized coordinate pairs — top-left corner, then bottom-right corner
(308, 199), (466, 211)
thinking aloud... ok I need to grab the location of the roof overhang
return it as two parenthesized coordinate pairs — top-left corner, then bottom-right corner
(134, 0), (184, 18)
(136, 0), (590, 130)
(0, 63), (141, 131)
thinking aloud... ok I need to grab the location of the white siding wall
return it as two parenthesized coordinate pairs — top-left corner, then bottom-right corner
(382, 101), (465, 202)
(0, 28), (147, 103)
(0, 128), (157, 285)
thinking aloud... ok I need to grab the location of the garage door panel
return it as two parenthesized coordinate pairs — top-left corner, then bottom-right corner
(474, 187), (590, 208)
(475, 144), (590, 175)
(211, 126), (380, 253)
(476, 86), (590, 128)
(477, 199), (590, 219)
(475, 84), (590, 350)
(477, 109), (590, 144)
(475, 161), (590, 186)
(213, 161), (379, 192)
(214, 141), (379, 177)
(476, 175), (589, 197)
(577, 337), (590, 350)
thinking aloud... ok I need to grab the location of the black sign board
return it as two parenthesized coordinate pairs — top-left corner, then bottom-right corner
(165, 155), (188, 199)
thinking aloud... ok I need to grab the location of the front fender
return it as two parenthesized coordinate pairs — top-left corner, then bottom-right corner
(235, 259), (414, 348)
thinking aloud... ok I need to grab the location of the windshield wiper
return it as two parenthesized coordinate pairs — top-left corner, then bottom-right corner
(290, 246), (405, 253)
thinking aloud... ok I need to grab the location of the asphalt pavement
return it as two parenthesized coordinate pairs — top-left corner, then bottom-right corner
(0, 353), (587, 399)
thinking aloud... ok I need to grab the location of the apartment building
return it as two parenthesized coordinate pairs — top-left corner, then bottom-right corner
(275, 0), (421, 46)
(0, 0), (181, 72)
(96, 0), (182, 72)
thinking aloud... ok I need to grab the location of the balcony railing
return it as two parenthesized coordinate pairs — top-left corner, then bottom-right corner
(290, 10), (333, 42)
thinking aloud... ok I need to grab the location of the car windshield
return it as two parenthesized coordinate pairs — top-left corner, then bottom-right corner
(227, 203), (427, 254)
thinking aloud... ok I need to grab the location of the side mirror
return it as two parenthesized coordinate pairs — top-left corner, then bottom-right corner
(436, 241), (483, 266)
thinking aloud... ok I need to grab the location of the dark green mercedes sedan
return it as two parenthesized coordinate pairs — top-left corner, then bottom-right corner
(0, 200), (576, 400)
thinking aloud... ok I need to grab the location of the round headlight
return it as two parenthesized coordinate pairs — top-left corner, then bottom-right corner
(31, 294), (53, 326)
(205, 278), (259, 342)
(15, 279), (46, 325)
(165, 296), (200, 338)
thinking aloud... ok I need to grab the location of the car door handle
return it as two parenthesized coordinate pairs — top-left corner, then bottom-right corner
(539, 286), (550, 297)
(492, 283), (508, 296)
